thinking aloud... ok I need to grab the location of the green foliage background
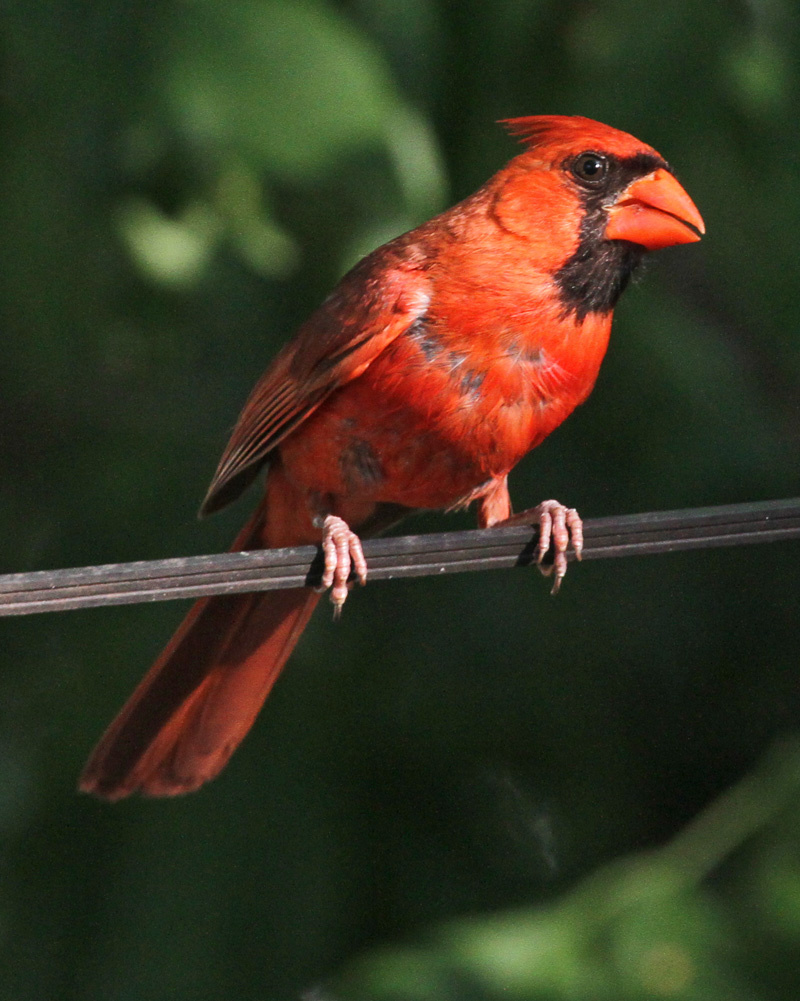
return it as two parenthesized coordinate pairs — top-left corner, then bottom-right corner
(2, 1), (800, 998)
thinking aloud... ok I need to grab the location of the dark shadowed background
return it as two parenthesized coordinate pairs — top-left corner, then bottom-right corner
(2, 1), (800, 998)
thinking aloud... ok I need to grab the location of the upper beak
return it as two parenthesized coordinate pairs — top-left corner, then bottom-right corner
(604, 168), (705, 251)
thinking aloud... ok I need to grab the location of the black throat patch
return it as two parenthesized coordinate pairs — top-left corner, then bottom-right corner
(554, 152), (666, 322)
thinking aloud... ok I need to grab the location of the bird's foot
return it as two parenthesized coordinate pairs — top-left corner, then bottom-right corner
(496, 499), (583, 594)
(319, 514), (367, 617)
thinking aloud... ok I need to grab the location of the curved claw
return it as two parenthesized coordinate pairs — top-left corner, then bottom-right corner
(319, 514), (367, 617)
(493, 499), (583, 594)
(533, 500), (583, 594)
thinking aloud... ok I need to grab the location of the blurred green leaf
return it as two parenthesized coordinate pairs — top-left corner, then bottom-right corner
(163, 0), (411, 178)
(337, 741), (800, 1000)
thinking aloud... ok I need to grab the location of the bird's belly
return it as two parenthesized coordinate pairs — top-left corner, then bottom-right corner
(278, 334), (567, 511)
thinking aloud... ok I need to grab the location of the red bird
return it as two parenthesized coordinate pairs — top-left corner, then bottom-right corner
(80, 116), (704, 799)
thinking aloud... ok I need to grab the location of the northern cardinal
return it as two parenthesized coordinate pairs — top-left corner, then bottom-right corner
(80, 116), (704, 799)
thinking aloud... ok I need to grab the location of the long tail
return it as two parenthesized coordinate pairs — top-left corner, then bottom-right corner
(79, 512), (319, 800)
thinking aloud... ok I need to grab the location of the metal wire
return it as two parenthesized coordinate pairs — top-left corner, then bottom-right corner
(1, 497), (798, 617)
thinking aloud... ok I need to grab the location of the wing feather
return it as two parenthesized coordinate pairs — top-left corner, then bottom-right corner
(201, 241), (431, 515)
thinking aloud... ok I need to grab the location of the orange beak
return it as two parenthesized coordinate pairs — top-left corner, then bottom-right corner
(604, 168), (705, 251)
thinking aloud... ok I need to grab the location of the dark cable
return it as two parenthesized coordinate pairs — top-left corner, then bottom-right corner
(1, 498), (798, 616)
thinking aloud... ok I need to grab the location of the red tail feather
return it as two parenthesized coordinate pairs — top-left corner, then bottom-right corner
(79, 504), (320, 799)
(79, 586), (319, 799)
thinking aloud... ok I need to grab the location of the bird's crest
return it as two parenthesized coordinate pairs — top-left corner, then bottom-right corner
(501, 115), (656, 160)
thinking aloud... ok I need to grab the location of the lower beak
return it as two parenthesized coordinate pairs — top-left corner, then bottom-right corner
(604, 168), (705, 251)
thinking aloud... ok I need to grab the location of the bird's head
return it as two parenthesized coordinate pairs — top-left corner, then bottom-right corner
(502, 115), (704, 250)
(496, 115), (705, 319)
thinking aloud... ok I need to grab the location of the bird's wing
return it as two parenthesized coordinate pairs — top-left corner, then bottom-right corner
(201, 244), (431, 515)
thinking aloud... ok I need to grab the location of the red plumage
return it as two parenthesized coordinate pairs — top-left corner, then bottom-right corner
(80, 116), (704, 799)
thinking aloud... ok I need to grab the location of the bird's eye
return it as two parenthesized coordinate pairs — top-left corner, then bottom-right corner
(571, 152), (608, 186)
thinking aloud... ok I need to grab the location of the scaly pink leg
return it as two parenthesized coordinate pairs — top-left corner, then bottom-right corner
(319, 514), (367, 616)
(493, 499), (583, 594)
